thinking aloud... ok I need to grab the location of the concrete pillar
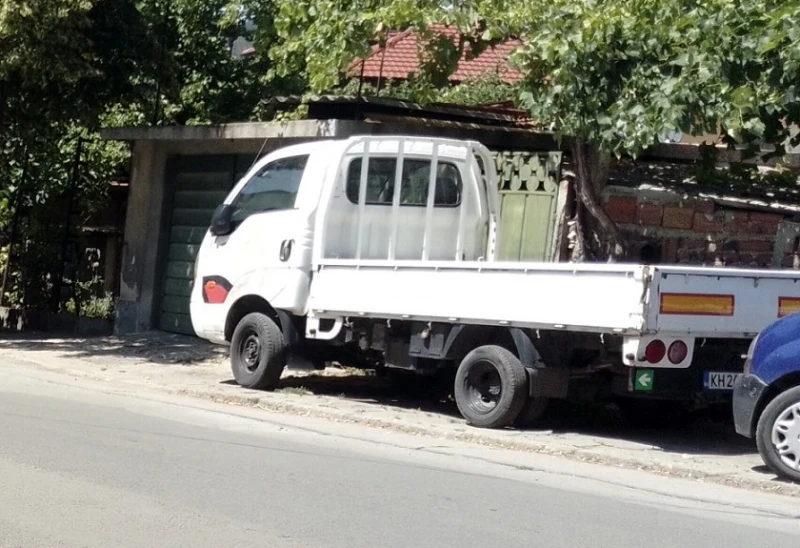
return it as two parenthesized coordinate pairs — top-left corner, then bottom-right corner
(115, 141), (168, 334)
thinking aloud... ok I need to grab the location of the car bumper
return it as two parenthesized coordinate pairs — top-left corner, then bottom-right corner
(732, 374), (769, 438)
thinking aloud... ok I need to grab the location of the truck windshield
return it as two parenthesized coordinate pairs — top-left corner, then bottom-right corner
(231, 155), (309, 222)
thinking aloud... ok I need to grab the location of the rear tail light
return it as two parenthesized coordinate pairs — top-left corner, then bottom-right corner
(667, 341), (688, 364)
(644, 340), (666, 363)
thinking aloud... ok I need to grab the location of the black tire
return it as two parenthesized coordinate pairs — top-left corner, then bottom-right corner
(756, 386), (800, 483)
(454, 345), (528, 428)
(514, 396), (550, 428)
(616, 398), (692, 430)
(230, 312), (285, 390)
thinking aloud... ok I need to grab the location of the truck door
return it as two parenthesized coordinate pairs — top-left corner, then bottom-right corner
(194, 151), (315, 320)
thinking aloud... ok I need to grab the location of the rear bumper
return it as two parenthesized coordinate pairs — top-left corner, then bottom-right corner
(732, 374), (769, 438)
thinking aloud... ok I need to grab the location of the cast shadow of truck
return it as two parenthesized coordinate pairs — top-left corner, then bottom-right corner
(272, 368), (756, 459)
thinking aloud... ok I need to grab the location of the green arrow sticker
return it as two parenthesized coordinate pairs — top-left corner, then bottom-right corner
(634, 369), (654, 392)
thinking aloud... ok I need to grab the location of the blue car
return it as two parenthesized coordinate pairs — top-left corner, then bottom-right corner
(733, 312), (800, 482)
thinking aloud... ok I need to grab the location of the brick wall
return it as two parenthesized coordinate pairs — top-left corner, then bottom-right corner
(602, 186), (788, 267)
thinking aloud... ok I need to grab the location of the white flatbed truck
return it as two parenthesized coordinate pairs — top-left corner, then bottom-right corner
(190, 135), (800, 428)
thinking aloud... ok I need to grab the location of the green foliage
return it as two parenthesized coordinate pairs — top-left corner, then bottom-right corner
(270, 0), (511, 94)
(65, 276), (115, 320)
(273, 0), (800, 157)
(121, 0), (298, 126)
(508, 0), (794, 158)
(439, 73), (517, 106)
(334, 72), (516, 106)
(0, 0), (302, 310)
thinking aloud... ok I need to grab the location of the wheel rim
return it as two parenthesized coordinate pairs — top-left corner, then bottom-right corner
(239, 331), (261, 372)
(771, 403), (800, 471)
(464, 360), (502, 415)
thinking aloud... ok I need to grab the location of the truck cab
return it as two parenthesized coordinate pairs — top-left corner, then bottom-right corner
(191, 135), (497, 349)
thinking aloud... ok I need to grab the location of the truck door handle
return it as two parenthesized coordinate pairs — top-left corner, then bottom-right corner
(280, 239), (293, 262)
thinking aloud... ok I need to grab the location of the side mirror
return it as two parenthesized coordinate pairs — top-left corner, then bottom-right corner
(209, 204), (233, 236)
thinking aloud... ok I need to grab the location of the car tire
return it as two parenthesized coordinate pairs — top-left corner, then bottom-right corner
(454, 345), (527, 429)
(756, 385), (800, 483)
(230, 312), (285, 390)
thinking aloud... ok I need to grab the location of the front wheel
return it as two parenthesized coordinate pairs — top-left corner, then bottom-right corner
(756, 386), (800, 483)
(454, 345), (527, 429)
(230, 312), (286, 390)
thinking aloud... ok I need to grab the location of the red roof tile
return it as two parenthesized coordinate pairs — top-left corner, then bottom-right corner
(351, 25), (522, 84)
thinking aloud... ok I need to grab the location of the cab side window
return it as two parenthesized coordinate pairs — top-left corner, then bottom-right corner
(345, 157), (462, 207)
(231, 155), (309, 223)
(345, 158), (397, 205)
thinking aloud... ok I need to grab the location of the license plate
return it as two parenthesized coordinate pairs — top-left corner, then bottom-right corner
(703, 371), (742, 390)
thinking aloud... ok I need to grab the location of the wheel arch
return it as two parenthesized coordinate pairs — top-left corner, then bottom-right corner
(224, 295), (300, 346)
(442, 325), (543, 367)
(754, 371), (800, 430)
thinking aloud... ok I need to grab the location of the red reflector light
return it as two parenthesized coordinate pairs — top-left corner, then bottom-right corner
(645, 340), (666, 363)
(667, 341), (688, 364)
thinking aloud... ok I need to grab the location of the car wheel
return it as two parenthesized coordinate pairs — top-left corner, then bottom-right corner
(756, 385), (800, 483)
(230, 312), (285, 390)
(454, 345), (527, 429)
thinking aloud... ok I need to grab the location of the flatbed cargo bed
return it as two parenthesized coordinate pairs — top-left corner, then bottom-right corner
(309, 260), (800, 339)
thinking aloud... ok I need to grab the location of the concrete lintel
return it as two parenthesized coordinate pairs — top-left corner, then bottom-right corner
(101, 117), (560, 151)
(334, 118), (559, 151)
(101, 119), (343, 142)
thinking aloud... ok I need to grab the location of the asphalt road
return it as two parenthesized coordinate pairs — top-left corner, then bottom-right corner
(1, 364), (800, 548)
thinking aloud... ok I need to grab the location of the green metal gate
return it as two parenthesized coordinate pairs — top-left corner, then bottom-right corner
(158, 154), (255, 335)
(493, 151), (562, 262)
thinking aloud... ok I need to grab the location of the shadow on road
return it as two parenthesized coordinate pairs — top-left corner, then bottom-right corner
(272, 370), (756, 459)
(0, 331), (226, 367)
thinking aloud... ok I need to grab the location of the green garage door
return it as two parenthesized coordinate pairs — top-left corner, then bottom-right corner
(159, 155), (256, 335)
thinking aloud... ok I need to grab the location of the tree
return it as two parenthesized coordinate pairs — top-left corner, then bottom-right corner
(507, 0), (798, 259)
(0, 0), (162, 308)
(270, 0), (800, 261)
(0, 0), (301, 310)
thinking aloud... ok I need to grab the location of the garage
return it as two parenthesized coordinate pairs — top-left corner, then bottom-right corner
(158, 154), (256, 334)
(101, 105), (558, 336)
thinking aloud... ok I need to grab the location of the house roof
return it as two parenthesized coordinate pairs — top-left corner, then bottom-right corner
(351, 25), (523, 84)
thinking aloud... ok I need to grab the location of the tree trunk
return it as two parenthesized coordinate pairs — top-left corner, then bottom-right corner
(571, 139), (626, 261)
(0, 152), (28, 307)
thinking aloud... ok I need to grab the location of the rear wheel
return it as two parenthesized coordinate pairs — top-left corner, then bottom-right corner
(454, 345), (527, 429)
(230, 312), (285, 390)
(756, 386), (800, 483)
